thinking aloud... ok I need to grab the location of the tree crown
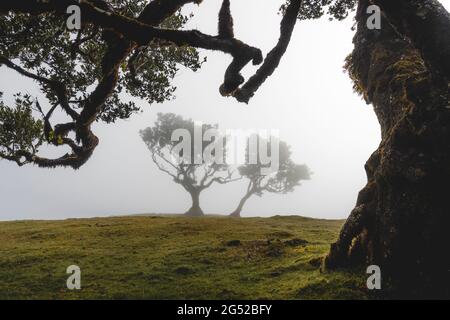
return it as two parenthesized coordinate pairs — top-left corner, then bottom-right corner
(239, 135), (311, 196)
(140, 112), (237, 190)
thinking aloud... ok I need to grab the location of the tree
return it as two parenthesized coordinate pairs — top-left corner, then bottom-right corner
(1, 0), (450, 297)
(140, 113), (238, 216)
(230, 136), (311, 217)
(323, 0), (450, 298)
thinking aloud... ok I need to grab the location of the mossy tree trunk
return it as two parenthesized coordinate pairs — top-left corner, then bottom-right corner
(325, 0), (450, 298)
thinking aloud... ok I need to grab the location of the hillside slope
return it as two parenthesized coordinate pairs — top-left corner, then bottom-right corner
(0, 215), (368, 299)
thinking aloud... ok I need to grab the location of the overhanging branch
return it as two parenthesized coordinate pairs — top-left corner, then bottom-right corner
(0, 0), (302, 168)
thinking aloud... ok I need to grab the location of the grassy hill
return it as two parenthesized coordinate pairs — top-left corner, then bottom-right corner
(0, 215), (368, 300)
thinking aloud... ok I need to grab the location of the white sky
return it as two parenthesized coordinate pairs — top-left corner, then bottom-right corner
(1, 0), (448, 221)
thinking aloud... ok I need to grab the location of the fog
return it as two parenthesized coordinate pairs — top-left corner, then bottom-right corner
(4, 0), (440, 221)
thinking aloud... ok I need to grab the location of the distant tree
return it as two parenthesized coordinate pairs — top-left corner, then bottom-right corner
(140, 113), (238, 216)
(230, 136), (311, 217)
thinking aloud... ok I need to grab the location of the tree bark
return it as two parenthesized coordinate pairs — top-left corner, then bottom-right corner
(185, 189), (204, 217)
(325, 0), (450, 298)
(230, 193), (252, 218)
(374, 0), (450, 79)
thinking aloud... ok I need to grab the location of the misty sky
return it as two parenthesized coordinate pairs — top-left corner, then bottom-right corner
(2, 1), (448, 221)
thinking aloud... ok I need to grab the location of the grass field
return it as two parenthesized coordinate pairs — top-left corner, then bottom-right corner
(0, 215), (369, 300)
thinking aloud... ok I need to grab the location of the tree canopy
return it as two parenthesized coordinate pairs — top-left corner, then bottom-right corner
(0, 0), (358, 169)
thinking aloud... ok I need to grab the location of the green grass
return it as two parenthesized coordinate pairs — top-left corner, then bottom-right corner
(0, 215), (369, 300)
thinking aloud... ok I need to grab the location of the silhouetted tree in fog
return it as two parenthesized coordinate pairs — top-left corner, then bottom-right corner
(140, 113), (238, 216)
(230, 136), (311, 217)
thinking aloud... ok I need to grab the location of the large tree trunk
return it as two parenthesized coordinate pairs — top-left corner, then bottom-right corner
(229, 193), (252, 218)
(324, 0), (450, 298)
(185, 189), (204, 217)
